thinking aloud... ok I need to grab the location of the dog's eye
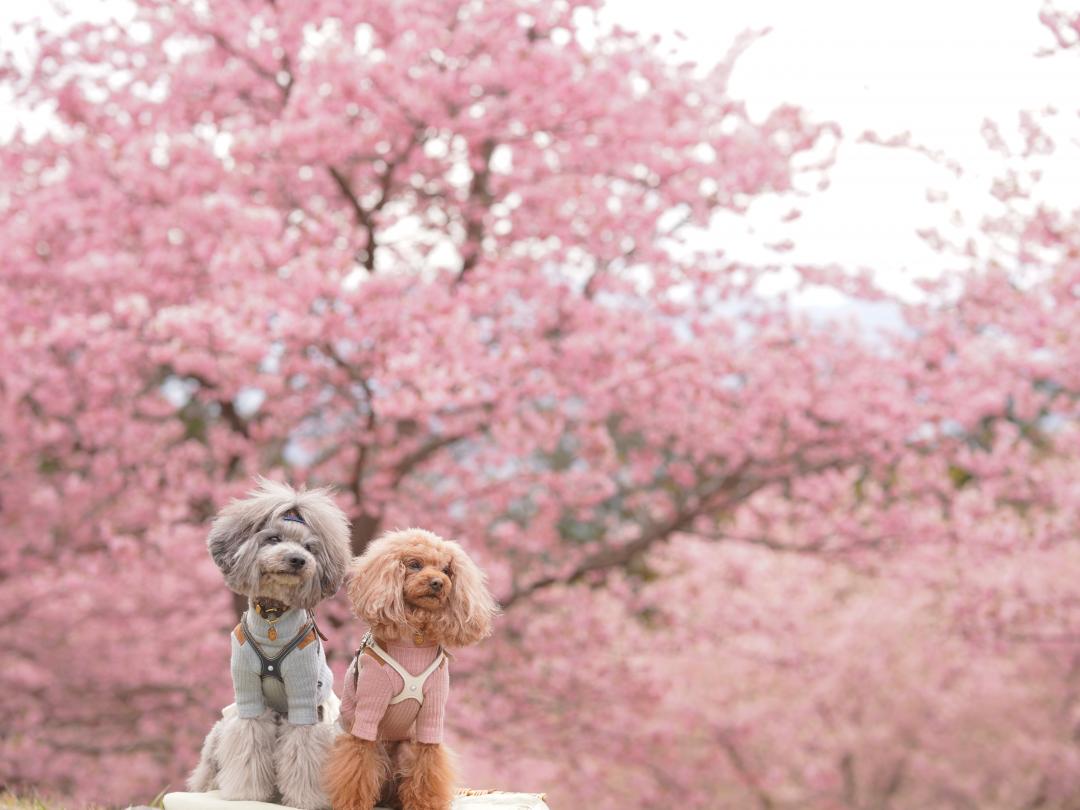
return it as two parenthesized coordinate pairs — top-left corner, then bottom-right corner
(443, 566), (452, 577)
(406, 559), (422, 571)
(304, 542), (316, 552)
(264, 535), (281, 545)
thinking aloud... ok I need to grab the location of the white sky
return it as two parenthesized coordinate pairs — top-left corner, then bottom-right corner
(606, 0), (1080, 298)
(3, 1), (1078, 300)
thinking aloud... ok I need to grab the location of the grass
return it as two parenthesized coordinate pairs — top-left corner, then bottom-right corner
(0, 789), (167, 810)
(0, 795), (65, 810)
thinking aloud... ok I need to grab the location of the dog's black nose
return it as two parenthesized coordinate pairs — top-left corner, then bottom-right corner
(429, 579), (443, 592)
(287, 555), (306, 570)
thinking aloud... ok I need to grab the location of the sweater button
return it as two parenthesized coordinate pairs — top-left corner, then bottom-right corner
(268, 665), (274, 671)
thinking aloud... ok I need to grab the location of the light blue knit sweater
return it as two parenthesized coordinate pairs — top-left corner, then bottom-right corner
(231, 607), (333, 725)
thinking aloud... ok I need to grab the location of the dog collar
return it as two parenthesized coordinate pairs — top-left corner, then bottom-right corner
(253, 596), (291, 620)
(252, 597), (293, 640)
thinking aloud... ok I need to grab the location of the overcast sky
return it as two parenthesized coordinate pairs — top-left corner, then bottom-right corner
(605, 0), (1080, 298)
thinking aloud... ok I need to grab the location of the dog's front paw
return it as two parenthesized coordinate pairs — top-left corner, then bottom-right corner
(187, 717), (226, 792)
(398, 742), (455, 810)
(324, 734), (388, 810)
(276, 722), (337, 810)
(215, 713), (278, 801)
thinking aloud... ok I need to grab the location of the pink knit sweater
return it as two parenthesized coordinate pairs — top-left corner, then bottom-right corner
(338, 635), (450, 744)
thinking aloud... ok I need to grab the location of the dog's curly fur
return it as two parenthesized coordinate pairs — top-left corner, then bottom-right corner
(325, 529), (498, 810)
(188, 478), (351, 810)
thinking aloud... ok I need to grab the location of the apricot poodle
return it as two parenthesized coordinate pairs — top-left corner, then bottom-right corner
(325, 529), (498, 810)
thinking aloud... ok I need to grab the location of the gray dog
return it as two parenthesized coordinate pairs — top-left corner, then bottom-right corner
(188, 478), (351, 810)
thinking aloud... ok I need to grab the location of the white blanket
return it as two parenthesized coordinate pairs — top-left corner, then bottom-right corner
(162, 789), (549, 810)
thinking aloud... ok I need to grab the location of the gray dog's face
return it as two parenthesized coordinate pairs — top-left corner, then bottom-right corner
(245, 520), (323, 606)
(207, 479), (352, 609)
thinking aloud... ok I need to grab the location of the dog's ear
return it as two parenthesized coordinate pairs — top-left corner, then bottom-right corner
(207, 506), (258, 577)
(438, 540), (499, 647)
(291, 486), (352, 598)
(346, 535), (408, 631)
(207, 505), (265, 596)
(318, 541), (351, 599)
(223, 532), (263, 596)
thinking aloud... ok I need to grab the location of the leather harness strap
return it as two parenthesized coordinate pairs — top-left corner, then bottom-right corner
(241, 614), (317, 683)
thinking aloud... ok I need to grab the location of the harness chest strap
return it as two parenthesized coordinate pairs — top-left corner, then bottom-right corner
(241, 613), (318, 683)
(360, 638), (447, 707)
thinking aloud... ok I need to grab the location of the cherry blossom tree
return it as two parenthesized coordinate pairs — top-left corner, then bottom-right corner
(2, 1), (1080, 808)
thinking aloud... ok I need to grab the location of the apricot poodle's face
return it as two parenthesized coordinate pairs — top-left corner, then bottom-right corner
(347, 528), (499, 647)
(400, 541), (454, 611)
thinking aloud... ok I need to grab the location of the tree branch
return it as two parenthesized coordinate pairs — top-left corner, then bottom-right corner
(502, 463), (760, 609)
(718, 733), (776, 810)
(327, 166), (379, 273)
(328, 132), (420, 273)
(456, 137), (496, 283)
(501, 457), (853, 609)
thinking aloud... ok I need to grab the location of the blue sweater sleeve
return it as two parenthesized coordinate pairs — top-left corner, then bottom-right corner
(231, 631), (265, 718)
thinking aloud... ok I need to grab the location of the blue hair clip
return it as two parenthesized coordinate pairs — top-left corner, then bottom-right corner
(282, 511), (307, 525)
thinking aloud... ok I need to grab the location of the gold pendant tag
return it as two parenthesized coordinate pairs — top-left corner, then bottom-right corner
(413, 632), (424, 645)
(268, 626), (277, 641)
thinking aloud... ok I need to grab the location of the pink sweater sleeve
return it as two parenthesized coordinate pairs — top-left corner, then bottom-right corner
(414, 659), (450, 744)
(347, 656), (394, 741)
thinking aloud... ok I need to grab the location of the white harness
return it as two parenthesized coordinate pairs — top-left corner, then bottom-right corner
(355, 631), (447, 706)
